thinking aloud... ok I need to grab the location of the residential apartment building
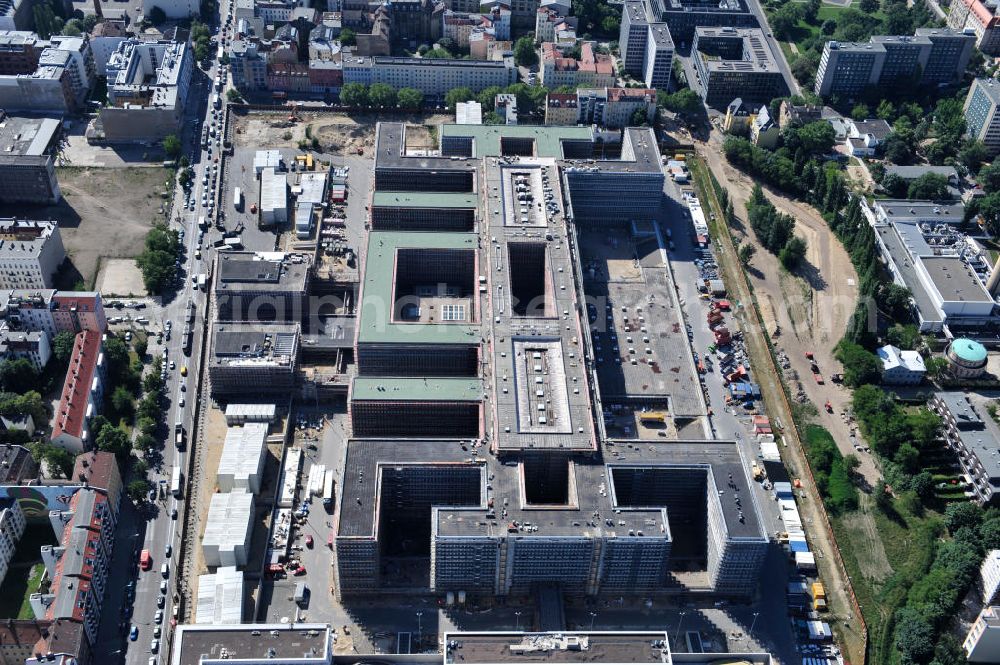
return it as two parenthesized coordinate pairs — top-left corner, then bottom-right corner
(142, 0), (199, 19)
(966, 606), (1000, 662)
(50, 330), (106, 453)
(966, 77), (1000, 157)
(0, 30), (42, 74)
(230, 40), (268, 92)
(1, 290), (107, 337)
(618, 0), (674, 89)
(0, 219), (64, 289)
(343, 54), (516, 96)
(89, 20), (127, 76)
(877, 344), (926, 385)
(576, 87), (657, 127)
(97, 39), (193, 142)
(535, 6), (576, 43)
(981, 549), (1000, 606)
(692, 27), (786, 107)
(948, 0), (1000, 55)
(540, 42), (615, 89)
(0, 32), (95, 113)
(931, 392), (1000, 505)
(0, 113), (61, 205)
(814, 29), (974, 98)
(544, 91), (578, 124)
(0, 330), (51, 369)
(34, 485), (118, 648)
(0, 444), (38, 484)
(0, 498), (25, 586)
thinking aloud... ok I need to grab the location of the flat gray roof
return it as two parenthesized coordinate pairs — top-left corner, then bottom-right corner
(171, 624), (330, 665)
(443, 632), (670, 664)
(875, 199), (964, 224)
(921, 255), (992, 303)
(0, 115), (60, 158)
(215, 251), (311, 292)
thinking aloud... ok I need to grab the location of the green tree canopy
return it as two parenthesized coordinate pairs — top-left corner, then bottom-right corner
(513, 36), (537, 67)
(445, 86), (475, 110)
(368, 83), (397, 107)
(906, 172), (952, 200)
(397, 87), (424, 109)
(339, 82), (368, 107)
(835, 341), (883, 388)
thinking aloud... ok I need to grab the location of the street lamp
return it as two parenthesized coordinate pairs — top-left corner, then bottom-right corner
(515, 611), (522, 631)
(589, 612), (597, 631)
(747, 612), (760, 648)
(673, 611), (686, 646)
(416, 611), (423, 648)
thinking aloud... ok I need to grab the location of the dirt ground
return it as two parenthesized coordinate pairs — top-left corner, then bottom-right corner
(232, 112), (453, 155)
(31, 166), (174, 288)
(95, 259), (147, 297)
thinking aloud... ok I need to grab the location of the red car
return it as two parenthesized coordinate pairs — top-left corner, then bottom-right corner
(293, 566), (307, 576)
(305, 535), (314, 548)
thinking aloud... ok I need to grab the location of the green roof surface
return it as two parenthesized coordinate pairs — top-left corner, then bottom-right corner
(352, 377), (482, 401)
(372, 192), (479, 209)
(439, 124), (594, 158)
(950, 338), (988, 363)
(358, 230), (480, 345)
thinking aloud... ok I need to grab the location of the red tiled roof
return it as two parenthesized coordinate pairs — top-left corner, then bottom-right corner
(543, 42), (612, 74)
(72, 451), (118, 493)
(607, 87), (656, 102)
(51, 331), (102, 443)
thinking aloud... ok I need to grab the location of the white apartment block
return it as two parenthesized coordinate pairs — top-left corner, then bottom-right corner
(983, 550), (1000, 606)
(0, 498), (25, 586)
(343, 54), (517, 96)
(0, 219), (65, 290)
(0, 330), (51, 369)
(967, 606), (1000, 662)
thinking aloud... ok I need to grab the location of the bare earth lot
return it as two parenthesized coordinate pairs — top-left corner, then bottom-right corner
(32, 166), (174, 287)
(232, 112), (453, 154)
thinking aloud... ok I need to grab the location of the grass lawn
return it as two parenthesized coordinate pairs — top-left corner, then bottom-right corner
(777, 4), (887, 58)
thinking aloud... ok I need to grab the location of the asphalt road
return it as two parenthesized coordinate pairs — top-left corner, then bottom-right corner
(90, 5), (234, 663)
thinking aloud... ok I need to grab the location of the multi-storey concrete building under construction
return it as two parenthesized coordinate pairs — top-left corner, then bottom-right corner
(335, 123), (768, 602)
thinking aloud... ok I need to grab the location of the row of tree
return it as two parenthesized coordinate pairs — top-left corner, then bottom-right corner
(744, 185), (807, 270)
(803, 425), (859, 515)
(339, 83), (425, 109)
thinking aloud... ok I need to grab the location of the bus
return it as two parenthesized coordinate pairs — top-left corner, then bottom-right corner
(170, 466), (183, 498)
(322, 469), (335, 508)
(233, 187), (242, 211)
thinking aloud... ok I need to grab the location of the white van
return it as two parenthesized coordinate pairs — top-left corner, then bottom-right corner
(161, 562), (170, 579)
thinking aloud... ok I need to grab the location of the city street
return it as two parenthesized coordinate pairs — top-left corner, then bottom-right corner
(91, 5), (234, 663)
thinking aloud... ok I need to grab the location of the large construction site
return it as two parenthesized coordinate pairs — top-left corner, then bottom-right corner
(332, 123), (768, 602)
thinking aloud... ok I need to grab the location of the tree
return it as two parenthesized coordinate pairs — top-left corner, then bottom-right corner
(162, 134), (181, 158)
(858, 0), (877, 10)
(226, 88), (243, 103)
(52, 331), (76, 364)
(134, 433), (157, 453)
(945, 501), (984, 533)
(894, 442), (920, 473)
(738, 243), (756, 267)
(96, 423), (130, 457)
(397, 87), (424, 109)
(445, 86), (475, 110)
(339, 82), (368, 107)
(30, 443), (73, 478)
(907, 172), (952, 200)
(925, 356), (949, 380)
(61, 19), (82, 35)
(851, 103), (871, 121)
(514, 36), (537, 67)
(769, 3), (802, 40)
(128, 479), (152, 504)
(820, 18), (836, 35)
(658, 88), (703, 117)
(339, 28), (356, 46)
(876, 99), (895, 121)
(0, 359), (38, 394)
(802, 0), (821, 23)
(835, 341), (883, 387)
(911, 471), (935, 500)
(980, 160), (1000, 194)
(959, 140), (987, 172)
(779, 236), (807, 270)
(368, 83), (397, 108)
(110, 385), (134, 420)
(424, 47), (454, 59)
(0, 390), (47, 426)
(878, 283), (913, 319)
(894, 608), (936, 664)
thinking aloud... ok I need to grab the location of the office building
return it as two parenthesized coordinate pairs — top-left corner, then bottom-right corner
(0, 219), (65, 289)
(869, 201), (997, 333)
(540, 42), (615, 89)
(877, 344), (926, 385)
(618, 0), (673, 90)
(692, 27), (786, 108)
(202, 489), (255, 568)
(335, 122), (765, 600)
(948, 0), (1000, 55)
(343, 53), (517, 96)
(96, 39), (193, 142)
(217, 423), (268, 494)
(50, 330), (105, 453)
(171, 624), (332, 665)
(966, 606), (1000, 662)
(931, 392), (1000, 505)
(1, 289), (107, 337)
(0, 497), (24, 586)
(209, 322), (299, 396)
(967, 78), (1000, 157)
(0, 329), (50, 369)
(34, 485), (118, 648)
(815, 29), (974, 98)
(214, 251), (311, 321)
(196, 567), (244, 624)
(0, 113), (61, 205)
